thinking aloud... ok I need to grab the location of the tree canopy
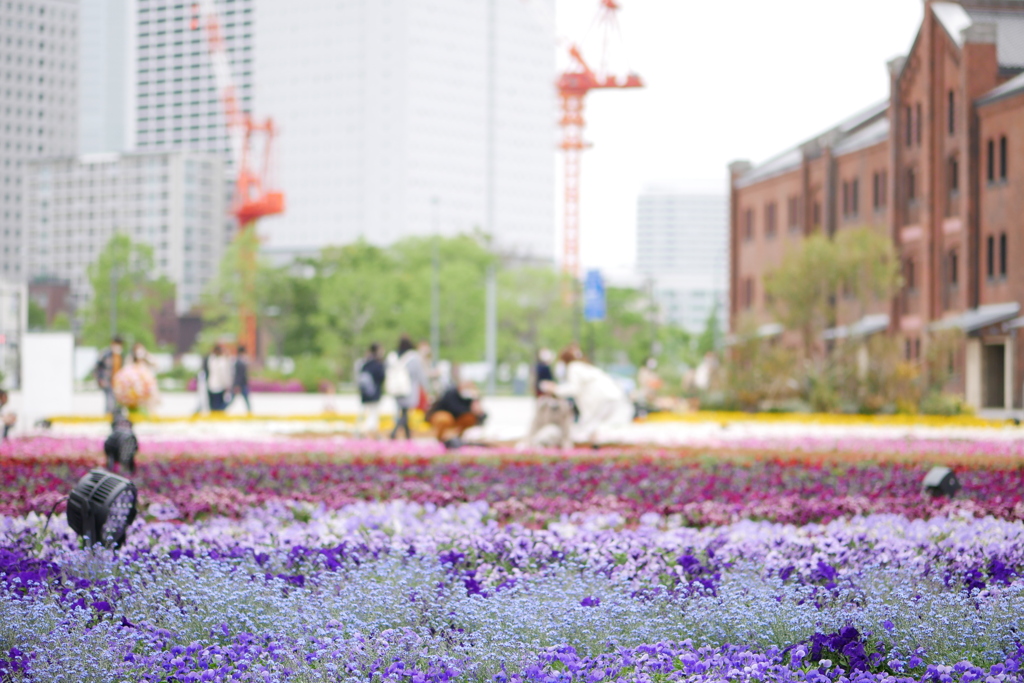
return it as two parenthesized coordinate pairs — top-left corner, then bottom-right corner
(80, 234), (174, 348)
(200, 233), (699, 381)
(764, 227), (900, 360)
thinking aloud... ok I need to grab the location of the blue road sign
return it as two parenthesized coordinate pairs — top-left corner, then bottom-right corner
(583, 269), (606, 322)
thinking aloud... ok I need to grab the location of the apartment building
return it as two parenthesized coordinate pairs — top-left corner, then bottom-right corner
(24, 150), (226, 315)
(0, 0), (79, 280)
(636, 189), (728, 334)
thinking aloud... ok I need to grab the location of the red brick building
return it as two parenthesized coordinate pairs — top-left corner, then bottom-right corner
(729, 0), (1024, 410)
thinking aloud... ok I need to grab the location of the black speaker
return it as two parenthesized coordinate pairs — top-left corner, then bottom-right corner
(66, 469), (138, 547)
(922, 466), (961, 498)
(104, 410), (138, 474)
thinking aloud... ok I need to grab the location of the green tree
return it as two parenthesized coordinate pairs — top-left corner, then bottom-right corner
(313, 241), (402, 378)
(261, 262), (321, 358)
(582, 286), (651, 366)
(50, 312), (72, 331)
(834, 227), (902, 321)
(697, 304), (722, 356)
(198, 229), (268, 351)
(80, 234), (174, 348)
(28, 301), (73, 332)
(498, 266), (574, 365)
(202, 230), (702, 389)
(28, 300), (47, 330)
(764, 233), (841, 360)
(723, 315), (801, 410)
(765, 227), (900, 363)
(390, 233), (498, 362)
(657, 324), (696, 369)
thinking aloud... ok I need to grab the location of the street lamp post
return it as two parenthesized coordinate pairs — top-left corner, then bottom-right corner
(110, 263), (118, 338)
(485, 264), (497, 395)
(431, 197), (441, 360)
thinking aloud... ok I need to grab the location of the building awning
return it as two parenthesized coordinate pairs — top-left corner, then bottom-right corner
(723, 321), (784, 347)
(929, 302), (1021, 334)
(822, 314), (890, 341)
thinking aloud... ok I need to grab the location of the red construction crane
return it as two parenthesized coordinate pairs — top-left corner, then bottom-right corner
(557, 0), (642, 281)
(192, 1), (284, 356)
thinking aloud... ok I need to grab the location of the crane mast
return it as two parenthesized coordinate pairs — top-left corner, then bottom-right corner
(557, 0), (642, 282)
(191, 1), (284, 358)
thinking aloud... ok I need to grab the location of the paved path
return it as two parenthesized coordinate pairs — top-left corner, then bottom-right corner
(6, 391), (1024, 448)
(5, 390), (537, 442)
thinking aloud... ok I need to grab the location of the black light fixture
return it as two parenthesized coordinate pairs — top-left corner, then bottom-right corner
(922, 466), (961, 498)
(104, 409), (138, 475)
(66, 469), (138, 547)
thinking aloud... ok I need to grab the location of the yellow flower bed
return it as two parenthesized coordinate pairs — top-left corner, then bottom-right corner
(46, 411), (438, 433)
(48, 413), (356, 425)
(639, 410), (1013, 429)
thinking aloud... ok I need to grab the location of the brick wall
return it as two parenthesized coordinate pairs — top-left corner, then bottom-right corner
(728, 0), (1024, 409)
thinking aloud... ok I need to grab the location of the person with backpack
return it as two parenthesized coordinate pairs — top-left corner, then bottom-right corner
(356, 343), (386, 437)
(385, 335), (428, 440)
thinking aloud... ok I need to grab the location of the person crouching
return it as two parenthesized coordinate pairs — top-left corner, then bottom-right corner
(426, 382), (486, 449)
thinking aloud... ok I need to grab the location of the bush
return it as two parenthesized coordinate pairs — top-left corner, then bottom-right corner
(291, 355), (339, 392)
(158, 365), (195, 383)
(920, 392), (973, 416)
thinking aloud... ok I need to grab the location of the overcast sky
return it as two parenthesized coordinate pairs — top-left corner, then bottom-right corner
(553, 0), (925, 275)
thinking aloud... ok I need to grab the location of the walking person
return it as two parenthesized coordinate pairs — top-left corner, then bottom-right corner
(194, 353), (209, 416)
(356, 343), (386, 437)
(385, 335), (428, 440)
(233, 345), (252, 415)
(95, 336), (125, 415)
(206, 344), (234, 413)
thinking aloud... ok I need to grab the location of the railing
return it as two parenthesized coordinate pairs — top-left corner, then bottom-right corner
(905, 200), (920, 226)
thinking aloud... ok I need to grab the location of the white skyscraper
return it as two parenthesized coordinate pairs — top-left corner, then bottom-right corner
(133, 0), (254, 249)
(0, 0), (79, 281)
(78, 0), (132, 153)
(24, 150), (227, 314)
(254, 0), (556, 261)
(134, 0), (253, 159)
(636, 189), (728, 334)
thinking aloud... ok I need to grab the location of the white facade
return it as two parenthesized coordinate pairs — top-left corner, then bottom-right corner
(134, 0), (253, 159)
(0, 0), (79, 281)
(79, 0), (132, 153)
(133, 0), (254, 250)
(0, 279), (28, 389)
(636, 190), (728, 334)
(24, 151), (226, 315)
(254, 0), (556, 260)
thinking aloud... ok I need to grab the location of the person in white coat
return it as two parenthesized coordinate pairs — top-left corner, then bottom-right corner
(206, 344), (235, 412)
(539, 345), (633, 445)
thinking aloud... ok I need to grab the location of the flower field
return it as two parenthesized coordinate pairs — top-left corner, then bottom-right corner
(3, 437), (1024, 681)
